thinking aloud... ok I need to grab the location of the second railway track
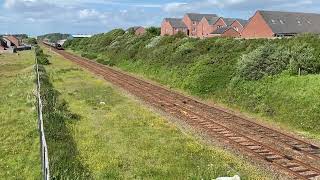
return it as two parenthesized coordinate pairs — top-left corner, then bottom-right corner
(47, 46), (320, 180)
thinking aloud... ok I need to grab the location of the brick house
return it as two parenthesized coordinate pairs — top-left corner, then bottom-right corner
(197, 17), (224, 38)
(210, 27), (241, 38)
(224, 18), (248, 32)
(3, 35), (21, 47)
(183, 13), (217, 37)
(161, 18), (188, 36)
(197, 17), (248, 38)
(242, 10), (320, 38)
(128, 26), (146, 36)
(134, 26), (146, 36)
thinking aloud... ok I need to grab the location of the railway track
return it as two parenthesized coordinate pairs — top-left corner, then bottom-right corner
(47, 46), (320, 179)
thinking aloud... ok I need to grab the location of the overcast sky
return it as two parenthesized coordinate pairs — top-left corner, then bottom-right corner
(0, 0), (320, 36)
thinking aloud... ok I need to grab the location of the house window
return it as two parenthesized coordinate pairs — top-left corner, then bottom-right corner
(234, 27), (239, 31)
(193, 21), (197, 25)
(217, 25), (223, 29)
(279, 20), (285, 24)
(175, 28), (179, 32)
(193, 27), (196, 32)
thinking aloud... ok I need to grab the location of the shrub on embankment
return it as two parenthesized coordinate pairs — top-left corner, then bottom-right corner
(35, 46), (50, 65)
(64, 30), (320, 135)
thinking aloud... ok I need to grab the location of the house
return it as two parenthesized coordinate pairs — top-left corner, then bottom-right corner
(242, 10), (320, 38)
(197, 17), (225, 38)
(183, 13), (218, 37)
(223, 18), (248, 32)
(2, 35), (21, 47)
(161, 18), (188, 36)
(127, 26), (146, 36)
(197, 17), (248, 38)
(210, 27), (241, 38)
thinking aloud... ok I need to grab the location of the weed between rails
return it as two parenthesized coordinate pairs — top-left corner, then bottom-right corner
(37, 64), (92, 179)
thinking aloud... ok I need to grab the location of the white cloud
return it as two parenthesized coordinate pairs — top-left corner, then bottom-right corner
(79, 9), (100, 19)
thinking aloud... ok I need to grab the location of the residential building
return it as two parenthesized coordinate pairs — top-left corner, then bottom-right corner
(161, 18), (188, 36)
(127, 26), (146, 36)
(183, 13), (218, 37)
(197, 17), (248, 38)
(197, 17), (225, 38)
(3, 35), (21, 47)
(224, 18), (248, 32)
(210, 27), (241, 38)
(242, 10), (320, 38)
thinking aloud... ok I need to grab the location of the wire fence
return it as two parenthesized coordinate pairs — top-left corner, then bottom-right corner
(35, 56), (50, 180)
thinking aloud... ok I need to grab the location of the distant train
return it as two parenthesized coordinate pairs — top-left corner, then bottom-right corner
(42, 40), (64, 50)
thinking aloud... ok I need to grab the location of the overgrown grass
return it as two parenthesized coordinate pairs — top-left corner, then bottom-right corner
(64, 31), (320, 137)
(0, 51), (41, 179)
(42, 47), (272, 179)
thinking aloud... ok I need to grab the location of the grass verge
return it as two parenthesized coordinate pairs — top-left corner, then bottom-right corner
(0, 51), (41, 179)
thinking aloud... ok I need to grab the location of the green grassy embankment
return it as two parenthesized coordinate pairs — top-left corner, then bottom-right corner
(64, 30), (320, 139)
(42, 47), (272, 179)
(0, 51), (41, 178)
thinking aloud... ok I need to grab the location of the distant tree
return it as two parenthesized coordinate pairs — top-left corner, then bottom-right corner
(37, 33), (71, 43)
(146, 27), (161, 36)
(25, 38), (37, 45)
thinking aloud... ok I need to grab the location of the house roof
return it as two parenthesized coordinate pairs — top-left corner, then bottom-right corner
(259, 10), (320, 34)
(3, 35), (19, 41)
(223, 18), (249, 26)
(127, 26), (144, 31)
(164, 18), (187, 28)
(211, 27), (236, 34)
(2, 37), (11, 43)
(186, 13), (218, 22)
(205, 16), (220, 25)
(237, 19), (249, 27)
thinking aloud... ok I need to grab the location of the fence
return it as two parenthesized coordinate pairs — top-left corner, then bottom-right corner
(35, 56), (50, 180)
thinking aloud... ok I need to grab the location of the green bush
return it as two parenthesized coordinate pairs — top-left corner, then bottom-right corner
(25, 38), (37, 45)
(288, 43), (320, 75)
(35, 46), (50, 65)
(81, 53), (98, 59)
(237, 41), (320, 80)
(237, 44), (290, 80)
(146, 27), (161, 36)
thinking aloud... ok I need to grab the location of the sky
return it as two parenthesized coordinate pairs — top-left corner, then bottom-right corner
(0, 0), (320, 36)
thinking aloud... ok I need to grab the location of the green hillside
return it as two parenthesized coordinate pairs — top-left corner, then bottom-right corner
(64, 30), (320, 137)
(37, 33), (70, 42)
